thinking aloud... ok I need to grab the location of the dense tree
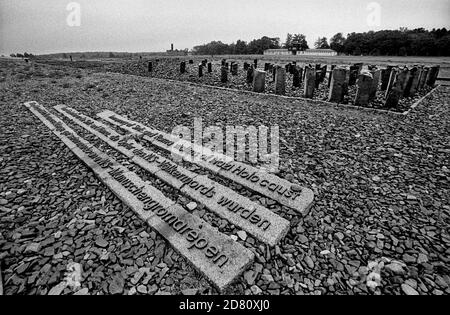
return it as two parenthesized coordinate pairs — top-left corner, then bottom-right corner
(436, 35), (450, 56)
(314, 37), (330, 49)
(193, 41), (231, 55)
(340, 28), (450, 56)
(291, 34), (309, 51)
(193, 36), (280, 55)
(330, 33), (346, 53)
(234, 40), (247, 54)
(247, 36), (280, 54)
(191, 27), (449, 56)
(284, 33), (293, 49)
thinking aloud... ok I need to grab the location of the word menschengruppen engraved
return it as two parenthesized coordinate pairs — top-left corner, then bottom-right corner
(55, 105), (290, 246)
(97, 110), (314, 214)
(24, 101), (254, 292)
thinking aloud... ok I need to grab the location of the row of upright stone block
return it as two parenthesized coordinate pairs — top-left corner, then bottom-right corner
(384, 65), (440, 108)
(174, 59), (440, 108)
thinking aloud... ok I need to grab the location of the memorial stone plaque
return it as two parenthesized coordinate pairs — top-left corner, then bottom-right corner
(24, 102), (254, 291)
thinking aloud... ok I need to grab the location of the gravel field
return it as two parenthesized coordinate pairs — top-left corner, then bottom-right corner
(35, 57), (435, 113)
(0, 59), (449, 295)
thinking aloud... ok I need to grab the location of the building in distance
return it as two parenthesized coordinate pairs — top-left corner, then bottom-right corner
(264, 48), (337, 56)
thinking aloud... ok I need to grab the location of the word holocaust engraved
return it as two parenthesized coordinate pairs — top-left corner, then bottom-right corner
(96, 110), (315, 214)
(23, 101), (254, 291)
(54, 105), (290, 246)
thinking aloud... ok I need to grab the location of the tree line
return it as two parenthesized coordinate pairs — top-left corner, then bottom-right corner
(10, 52), (35, 58)
(330, 28), (450, 56)
(193, 37), (282, 55)
(192, 28), (450, 56)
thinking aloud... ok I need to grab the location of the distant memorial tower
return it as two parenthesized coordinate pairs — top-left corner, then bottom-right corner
(167, 43), (188, 56)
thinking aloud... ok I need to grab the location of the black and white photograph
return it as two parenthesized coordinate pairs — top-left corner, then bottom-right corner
(0, 0), (449, 304)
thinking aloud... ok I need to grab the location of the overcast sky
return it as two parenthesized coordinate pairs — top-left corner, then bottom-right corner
(1, 0), (449, 55)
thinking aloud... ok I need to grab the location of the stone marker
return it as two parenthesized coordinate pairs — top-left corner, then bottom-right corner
(348, 65), (359, 86)
(61, 110), (289, 247)
(304, 67), (316, 98)
(221, 66), (228, 83)
(207, 62), (212, 73)
(290, 63), (296, 75)
(354, 71), (373, 106)
(178, 175), (290, 246)
(396, 68), (409, 95)
(56, 106), (290, 246)
(385, 68), (404, 108)
(180, 61), (186, 74)
(385, 67), (397, 97)
(404, 67), (420, 97)
(148, 62), (152, 72)
(315, 70), (321, 88)
(148, 203), (254, 291)
(354, 63), (363, 74)
(328, 65), (336, 88)
(418, 67), (429, 90)
(275, 66), (286, 95)
(285, 63), (291, 74)
(198, 64), (203, 77)
(328, 67), (347, 103)
(410, 66), (422, 96)
(426, 65), (440, 86)
(97, 110), (314, 215)
(292, 67), (301, 88)
(343, 69), (350, 96)
(252, 70), (265, 93)
(380, 69), (388, 91)
(25, 102), (254, 291)
(381, 65), (395, 90)
(413, 66), (423, 90)
(231, 63), (238, 76)
(320, 65), (327, 83)
(246, 65), (254, 84)
(369, 69), (381, 100)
